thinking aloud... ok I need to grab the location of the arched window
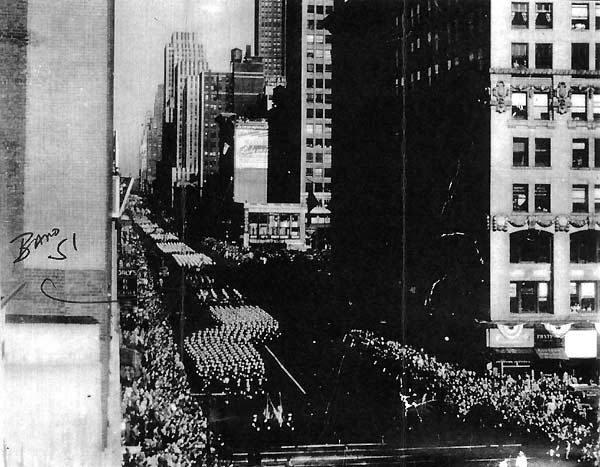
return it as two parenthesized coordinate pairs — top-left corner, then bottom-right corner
(570, 231), (600, 263)
(510, 229), (552, 263)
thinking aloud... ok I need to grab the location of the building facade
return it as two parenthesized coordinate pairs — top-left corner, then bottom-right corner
(201, 72), (230, 182)
(230, 47), (266, 117)
(489, 0), (600, 364)
(286, 0), (335, 238)
(255, 0), (286, 80)
(0, 0), (121, 465)
(163, 32), (207, 185)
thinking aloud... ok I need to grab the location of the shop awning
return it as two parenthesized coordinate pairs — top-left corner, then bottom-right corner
(535, 348), (568, 360)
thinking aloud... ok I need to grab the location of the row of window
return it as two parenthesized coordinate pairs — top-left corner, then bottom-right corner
(307, 4), (333, 15)
(306, 108), (332, 119)
(306, 167), (331, 177)
(512, 183), (600, 213)
(510, 280), (599, 314)
(509, 229), (600, 263)
(306, 93), (333, 104)
(307, 34), (332, 44)
(306, 152), (330, 163)
(512, 2), (600, 30)
(405, 52), (485, 85)
(511, 42), (600, 70)
(305, 182), (331, 193)
(306, 138), (332, 148)
(307, 50), (332, 60)
(307, 19), (329, 30)
(511, 91), (600, 121)
(307, 63), (332, 73)
(305, 123), (332, 135)
(513, 137), (600, 168)
(306, 78), (332, 89)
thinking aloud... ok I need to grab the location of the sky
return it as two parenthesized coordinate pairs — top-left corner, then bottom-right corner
(114, 0), (254, 176)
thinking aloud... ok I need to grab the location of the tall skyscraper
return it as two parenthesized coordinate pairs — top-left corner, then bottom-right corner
(255, 0), (286, 80)
(163, 32), (207, 185)
(286, 0), (334, 239)
(0, 0), (121, 465)
(200, 71), (230, 182)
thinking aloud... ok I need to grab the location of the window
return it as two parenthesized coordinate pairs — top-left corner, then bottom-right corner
(316, 5), (323, 14)
(596, 139), (600, 167)
(305, 182), (312, 193)
(572, 3), (590, 29)
(512, 2), (529, 28)
(571, 93), (587, 120)
(593, 95), (600, 120)
(596, 2), (600, 29)
(572, 43), (589, 70)
(535, 3), (553, 28)
(510, 282), (551, 314)
(307, 78), (314, 88)
(595, 185), (600, 212)
(535, 184), (551, 212)
(533, 93), (551, 120)
(513, 137), (529, 166)
(572, 139), (589, 168)
(306, 108), (314, 118)
(573, 184), (589, 212)
(512, 42), (529, 68)
(307, 4), (314, 13)
(597, 44), (600, 70)
(535, 43), (552, 68)
(512, 92), (527, 119)
(535, 138), (551, 167)
(510, 230), (553, 263)
(513, 184), (528, 211)
(570, 282), (597, 312)
(306, 152), (314, 163)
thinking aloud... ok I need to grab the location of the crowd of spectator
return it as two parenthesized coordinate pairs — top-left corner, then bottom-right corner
(347, 330), (600, 464)
(120, 219), (209, 467)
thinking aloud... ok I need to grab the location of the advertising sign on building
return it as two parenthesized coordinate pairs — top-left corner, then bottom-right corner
(233, 122), (268, 204)
(564, 330), (598, 359)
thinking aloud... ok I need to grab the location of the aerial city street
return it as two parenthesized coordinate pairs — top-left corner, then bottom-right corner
(1, 0), (600, 466)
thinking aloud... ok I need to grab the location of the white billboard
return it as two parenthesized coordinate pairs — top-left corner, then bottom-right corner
(234, 123), (268, 203)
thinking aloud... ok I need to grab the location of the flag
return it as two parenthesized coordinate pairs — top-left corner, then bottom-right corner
(263, 394), (273, 421)
(274, 393), (284, 427)
(307, 186), (320, 213)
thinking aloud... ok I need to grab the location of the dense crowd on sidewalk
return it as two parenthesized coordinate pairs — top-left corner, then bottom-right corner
(348, 330), (600, 464)
(120, 225), (209, 467)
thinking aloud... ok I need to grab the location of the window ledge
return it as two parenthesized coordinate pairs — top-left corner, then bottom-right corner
(491, 68), (600, 77)
(508, 120), (556, 129)
(567, 120), (599, 130)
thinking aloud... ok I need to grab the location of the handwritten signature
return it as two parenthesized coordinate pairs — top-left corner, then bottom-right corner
(10, 228), (78, 264)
